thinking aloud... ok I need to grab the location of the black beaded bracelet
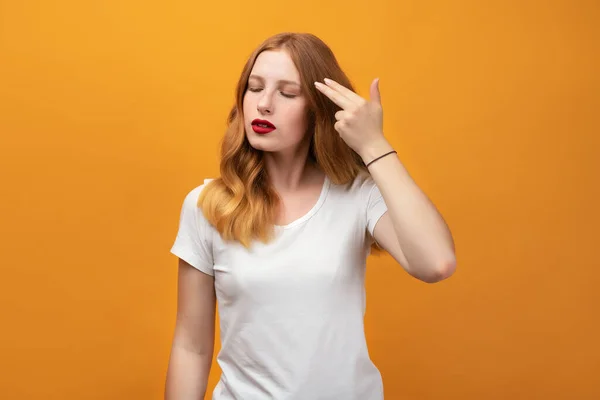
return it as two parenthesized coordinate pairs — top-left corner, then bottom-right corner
(365, 150), (397, 168)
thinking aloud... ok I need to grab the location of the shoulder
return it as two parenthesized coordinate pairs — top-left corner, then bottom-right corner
(330, 172), (379, 201)
(177, 178), (217, 227)
(181, 178), (215, 206)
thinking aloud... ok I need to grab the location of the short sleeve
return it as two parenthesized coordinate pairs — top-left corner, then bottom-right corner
(170, 181), (215, 276)
(365, 178), (388, 237)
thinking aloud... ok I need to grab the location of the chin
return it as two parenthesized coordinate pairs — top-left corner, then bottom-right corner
(246, 132), (273, 152)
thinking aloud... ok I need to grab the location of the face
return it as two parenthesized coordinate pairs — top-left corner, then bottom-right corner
(243, 49), (310, 155)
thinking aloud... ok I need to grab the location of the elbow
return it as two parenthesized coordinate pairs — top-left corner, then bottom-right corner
(421, 256), (457, 284)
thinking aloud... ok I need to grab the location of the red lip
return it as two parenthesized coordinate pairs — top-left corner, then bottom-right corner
(251, 119), (276, 134)
(252, 119), (276, 128)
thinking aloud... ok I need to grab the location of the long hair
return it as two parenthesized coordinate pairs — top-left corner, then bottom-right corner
(199, 32), (372, 248)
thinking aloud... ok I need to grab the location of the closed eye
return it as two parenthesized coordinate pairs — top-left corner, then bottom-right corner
(248, 87), (297, 99)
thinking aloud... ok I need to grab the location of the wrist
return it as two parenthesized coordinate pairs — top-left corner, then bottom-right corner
(359, 138), (394, 164)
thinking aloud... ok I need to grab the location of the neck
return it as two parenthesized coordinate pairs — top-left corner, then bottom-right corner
(263, 148), (321, 193)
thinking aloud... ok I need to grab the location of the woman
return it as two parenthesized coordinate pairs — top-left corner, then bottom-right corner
(165, 32), (456, 399)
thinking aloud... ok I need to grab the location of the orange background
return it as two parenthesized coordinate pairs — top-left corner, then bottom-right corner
(1, 1), (598, 399)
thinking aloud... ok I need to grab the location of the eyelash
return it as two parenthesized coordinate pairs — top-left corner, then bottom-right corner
(248, 87), (297, 99)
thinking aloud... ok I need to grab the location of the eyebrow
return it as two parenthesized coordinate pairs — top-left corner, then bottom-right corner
(248, 74), (301, 87)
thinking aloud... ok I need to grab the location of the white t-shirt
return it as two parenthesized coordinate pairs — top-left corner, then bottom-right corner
(171, 173), (388, 400)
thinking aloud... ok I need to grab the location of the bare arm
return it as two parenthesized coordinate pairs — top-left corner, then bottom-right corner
(367, 140), (456, 283)
(165, 259), (216, 400)
(313, 78), (456, 283)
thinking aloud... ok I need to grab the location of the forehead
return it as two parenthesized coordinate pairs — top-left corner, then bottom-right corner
(249, 50), (300, 83)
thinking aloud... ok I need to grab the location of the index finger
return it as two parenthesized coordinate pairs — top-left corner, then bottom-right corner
(314, 81), (352, 110)
(323, 78), (365, 105)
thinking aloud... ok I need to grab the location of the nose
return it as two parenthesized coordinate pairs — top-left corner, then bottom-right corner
(257, 91), (273, 115)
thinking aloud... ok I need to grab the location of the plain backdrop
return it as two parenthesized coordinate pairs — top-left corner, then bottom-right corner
(0, 0), (598, 399)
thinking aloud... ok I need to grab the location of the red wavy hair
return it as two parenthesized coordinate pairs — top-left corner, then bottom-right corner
(199, 32), (372, 248)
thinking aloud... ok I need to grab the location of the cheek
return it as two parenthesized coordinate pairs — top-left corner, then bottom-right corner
(242, 96), (252, 118)
(286, 104), (309, 131)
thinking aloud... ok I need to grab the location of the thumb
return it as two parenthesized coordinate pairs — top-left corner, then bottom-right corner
(370, 78), (381, 104)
